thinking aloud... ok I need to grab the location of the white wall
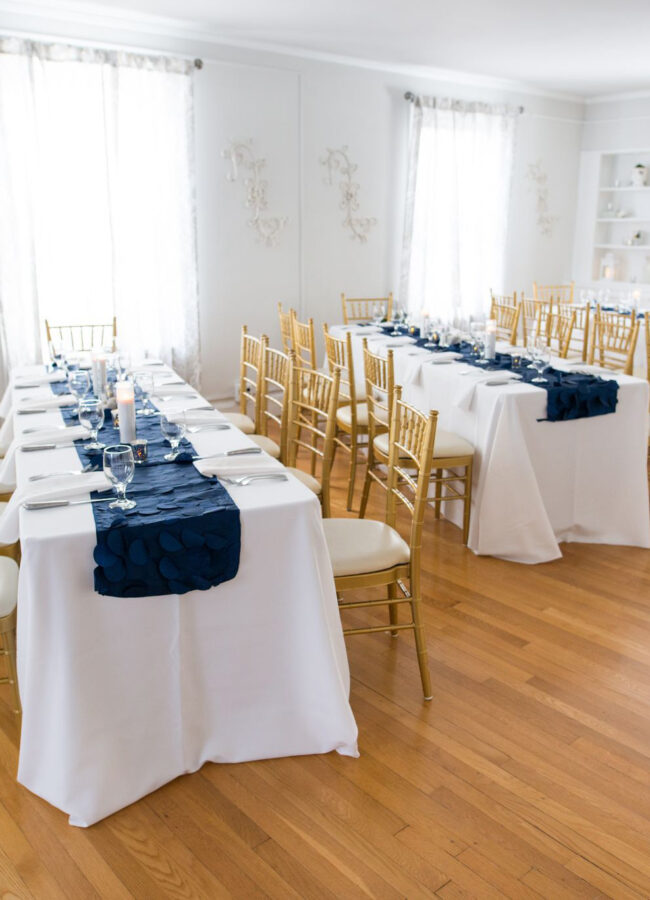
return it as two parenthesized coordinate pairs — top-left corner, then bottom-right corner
(0, 6), (585, 399)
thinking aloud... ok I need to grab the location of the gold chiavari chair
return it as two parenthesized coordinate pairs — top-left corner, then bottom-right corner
(547, 308), (576, 359)
(286, 366), (340, 518)
(489, 292), (520, 344)
(278, 302), (294, 354)
(519, 295), (549, 345)
(0, 557), (20, 718)
(45, 316), (117, 354)
(359, 340), (474, 544)
(588, 308), (640, 375)
(559, 303), (590, 362)
(323, 325), (368, 511)
(340, 293), (393, 325)
(223, 326), (263, 434)
(532, 282), (575, 306)
(290, 310), (317, 369)
(322, 387), (436, 699)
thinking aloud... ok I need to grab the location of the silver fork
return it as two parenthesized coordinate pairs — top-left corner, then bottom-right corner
(220, 473), (288, 486)
(29, 464), (99, 482)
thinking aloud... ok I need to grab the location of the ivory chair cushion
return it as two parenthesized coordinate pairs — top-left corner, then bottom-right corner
(223, 412), (255, 434)
(336, 402), (368, 428)
(249, 435), (281, 459)
(285, 467), (321, 495)
(322, 518), (410, 577)
(374, 428), (473, 460)
(0, 555), (18, 619)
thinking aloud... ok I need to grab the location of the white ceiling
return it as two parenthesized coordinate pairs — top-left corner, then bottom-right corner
(9, 0), (650, 98)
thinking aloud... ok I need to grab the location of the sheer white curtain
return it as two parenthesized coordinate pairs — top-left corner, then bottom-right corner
(400, 96), (520, 324)
(0, 38), (200, 392)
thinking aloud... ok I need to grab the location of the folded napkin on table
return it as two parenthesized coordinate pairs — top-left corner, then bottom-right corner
(456, 371), (520, 412)
(167, 409), (222, 426)
(194, 454), (284, 479)
(0, 425), (88, 488)
(152, 383), (199, 396)
(14, 373), (66, 385)
(0, 472), (111, 544)
(382, 337), (416, 348)
(17, 394), (76, 411)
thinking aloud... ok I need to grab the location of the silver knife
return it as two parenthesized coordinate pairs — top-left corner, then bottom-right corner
(20, 442), (84, 452)
(17, 406), (75, 415)
(23, 497), (114, 510)
(191, 447), (262, 461)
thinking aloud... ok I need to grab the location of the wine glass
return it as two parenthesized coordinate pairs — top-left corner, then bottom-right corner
(160, 415), (186, 460)
(103, 444), (136, 510)
(372, 303), (384, 325)
(529, 336), (551, 383)
(78, 399), (105, 449)
(135, 372), (155, 416)
(68, 370), (90, 412)
(390, 306), (402, 336)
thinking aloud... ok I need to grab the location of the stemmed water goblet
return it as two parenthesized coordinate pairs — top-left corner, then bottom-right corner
(390, 306), (402, 336)
(68, 370), (91, 413)
(372, 303), (384, 325)
(160, 414), (187, 460)
(103, 444), (136, 510)
(78, 398), (105, 449)
(135, 372), (156, 416)
(527, 336), (551, 383)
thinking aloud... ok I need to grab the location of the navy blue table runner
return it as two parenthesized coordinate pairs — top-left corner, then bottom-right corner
(50, 380), (240, 598)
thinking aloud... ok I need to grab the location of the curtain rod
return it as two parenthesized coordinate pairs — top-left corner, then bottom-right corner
(404, 91), (524, 114)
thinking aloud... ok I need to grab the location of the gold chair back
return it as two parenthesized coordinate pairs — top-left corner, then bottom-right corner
(558, 303), (590, 362)
(490, 292), (520, 344)
(45, 316), (117, 355)
(323, 326), (356, 407)
(589, 308), (640, 375)
(533, 282), (575, 306)
(238, 326), (267, 433)
(341, 293), (393, 324)
(290, 310), (317, 369)
(519, 295), (549, 344)
(278, 302), (294, 354)
(287, 366), (340, 517)
(363, 338), (394, 439)
(258, 345), (292, 462)
(547, 309), (576, 359)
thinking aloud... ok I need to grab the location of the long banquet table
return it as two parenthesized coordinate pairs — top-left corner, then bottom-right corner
(1, 363), (358, 827)
(331, 325), (650, 565)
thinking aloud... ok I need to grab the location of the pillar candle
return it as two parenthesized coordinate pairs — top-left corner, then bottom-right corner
(91, 355), (107, 399)
(485, 319), (497, 360)
(116, 381), (136, 443)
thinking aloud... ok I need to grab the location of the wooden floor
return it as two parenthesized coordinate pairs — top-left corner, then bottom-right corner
(1, 456), (650, 899)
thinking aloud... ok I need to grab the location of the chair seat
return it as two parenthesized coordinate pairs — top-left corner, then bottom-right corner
(285, 467), (321, 495)
(249, 434), (281, 458)
(323, 518), (410, 577)
(336, 402), (368, 428)
(223, 412), (255, 434)
(0, 556), (18, 619)
(374, 428), (473, 461)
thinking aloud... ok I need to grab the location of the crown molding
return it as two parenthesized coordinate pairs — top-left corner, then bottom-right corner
(0, 0), (585, 105)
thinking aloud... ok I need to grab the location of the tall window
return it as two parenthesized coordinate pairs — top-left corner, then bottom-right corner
(400, 96), (520, 323)
(0, 38), (200, 391)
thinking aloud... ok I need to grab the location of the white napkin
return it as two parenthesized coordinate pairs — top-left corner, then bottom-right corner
(383, 337), (415, 348)
(427, 352), (463, 364)
(153, 384), (199, 396)
(194, 455), (283, 479)
(168, 409), (222, 426)
(17, 394), (76, 411)
(14, 373), (66, 385)
(0, 472), (111, 544)
(455, 371), (520, 411)
(0, 425), (88, 489)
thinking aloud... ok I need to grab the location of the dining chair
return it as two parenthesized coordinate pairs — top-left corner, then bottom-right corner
(645, 313), (649, 383)
(519, 295), (549, 345)
(359, 340), (475, 544)
(286, 365), (340, 518)
(45, 316), (117, 354)
(489, 292), (520, 344)
(0, 556), (20, 718)
(223, 325), (264, 434)
(290, 310), (317, 369)
(532, 282), (575, 306)
(322, 387), (436, 699)
(559, 303), (590, 362)
(588, 308), (640, 375)
(323, 325), (368, 511)
(340, 293), (393, 324)
(277, 302), (294, 354)
(547, 308), (576, 359)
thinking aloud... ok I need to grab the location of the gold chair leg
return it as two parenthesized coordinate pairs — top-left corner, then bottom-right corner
(462, 460), (473, 545)
(433, 468), (442, 518)
(388, 582), (399, 637)
(359, 464), (373, 519)
(1, 617), (21, 718)
(410, 595), (432, 700)
(346, 435), (358, 511)
(0, 543), (20, 564)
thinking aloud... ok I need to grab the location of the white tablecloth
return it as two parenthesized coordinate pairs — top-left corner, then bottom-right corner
(332, 325), (650, 564)
(4, 365), (358, 827)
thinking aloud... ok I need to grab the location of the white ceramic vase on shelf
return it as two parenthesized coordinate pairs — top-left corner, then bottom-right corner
(632, 164), (647, 187)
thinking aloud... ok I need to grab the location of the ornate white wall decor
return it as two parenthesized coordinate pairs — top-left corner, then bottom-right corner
(320, 146), (376, 242)
(222, 139), (288, 246)
(526, 160), (558, 238)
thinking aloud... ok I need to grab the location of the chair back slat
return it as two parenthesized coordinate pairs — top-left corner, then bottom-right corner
(588, 308), (639, 375)
(547, 309), (576, 359)
(45, 317), (117, 355)
(362, 339), (394, 440)
(290, 311), (317, 368)
(341, 293), (393, 324)
(239, 326), (267, 432)
(287, 366), (340, 516)
(259, 345), (292, 461)
(532, 282), (575, 306)
(323, 326), (356, 407)
(519, 296), (550, 345)
(558, 303), (590, 361)
(489, 292), (520, 344)
(278, 302), (294, 354)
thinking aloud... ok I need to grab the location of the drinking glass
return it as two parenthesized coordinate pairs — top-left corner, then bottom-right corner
(68, 370), (91, 411)
(103, 444), (136, 510)
(390, 306), (402, 336)
(372, 303), (384, 325)
(529, 337), (551, 383)
(135, 372), (156, 416)
(160, 415), (186, 460)
(78, 398), (105, 449)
